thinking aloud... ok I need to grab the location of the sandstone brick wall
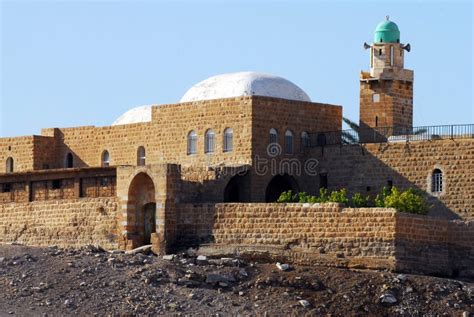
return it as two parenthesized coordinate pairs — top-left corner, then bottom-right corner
(394, 213), (474, 277)
(0, 198), (119, 249)
(0, 136), (36, 173)
(175, 203), (474, 277)
(177, 203), (397, 270)
(309, 139), (474, 220)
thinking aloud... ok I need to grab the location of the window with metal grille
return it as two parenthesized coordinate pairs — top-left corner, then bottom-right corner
(205, 129), (215, 153)
(300, 131), (309, 150)
(223, 128), (233, 152)
(431, 169), (443, 193)
(269, 128), (278, 145)
(101, 150), (110, 167)
(187, 131), (197, 155)
(137, 146), (146, 166)
(284, 130), (294, 154)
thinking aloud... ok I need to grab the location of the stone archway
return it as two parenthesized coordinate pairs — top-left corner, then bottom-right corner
(223, 172), (251, 202)
(265, 174), (299, 202)
(127, 172), (156, 247)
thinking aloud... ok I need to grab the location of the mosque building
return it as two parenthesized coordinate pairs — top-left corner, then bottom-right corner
(0, 19), (472, 267)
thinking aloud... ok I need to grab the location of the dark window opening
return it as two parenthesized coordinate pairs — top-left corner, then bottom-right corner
(316, 133), (327, 146)
(319, 174), (328, 189)
(378, 49), (382, 55)
(66, 153), (73, 168)
(79, 179), (84, 198)
(387, 180), (393, 189)
(8, 146), (11, 151)
(366, 186), (371, 192)
(375, 116), (379, 127)
(2, 183), (11, 193)
(100, 177), (109, 187)
(52, 180), (61, 190)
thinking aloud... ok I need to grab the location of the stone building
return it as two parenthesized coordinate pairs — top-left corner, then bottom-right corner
(0, 19), (473, 274)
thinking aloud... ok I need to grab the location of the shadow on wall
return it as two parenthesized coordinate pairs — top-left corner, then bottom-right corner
(56, 130), (88, 169)
(311, 141), (468, 220)
(176, 140), (470, 220)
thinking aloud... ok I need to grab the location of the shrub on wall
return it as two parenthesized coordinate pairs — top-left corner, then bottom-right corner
(351, 192), (372, 208)
(277, 186), (428, 215)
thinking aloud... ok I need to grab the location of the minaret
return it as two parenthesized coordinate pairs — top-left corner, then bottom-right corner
(359, 17), (413, 137)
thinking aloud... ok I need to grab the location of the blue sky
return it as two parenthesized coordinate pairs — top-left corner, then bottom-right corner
(1, 0), (473, 137)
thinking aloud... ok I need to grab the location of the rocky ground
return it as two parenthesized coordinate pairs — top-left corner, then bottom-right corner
(0, 245), (472, 316)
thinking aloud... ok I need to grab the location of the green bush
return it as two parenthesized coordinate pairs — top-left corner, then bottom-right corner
(375, 186), (391, 207)
(276, 186), (428, 215)
(276, 190), (298, 203)
(317, 188), (329, 203)
(328, 188), (349, 205)
(351, 192), (372, 208)
(384, 187), (428, 215)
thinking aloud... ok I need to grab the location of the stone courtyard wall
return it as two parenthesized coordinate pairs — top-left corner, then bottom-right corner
(176, 203), (474, 277)
(0, 198), (119, 249)
(177, 203), (398, 270)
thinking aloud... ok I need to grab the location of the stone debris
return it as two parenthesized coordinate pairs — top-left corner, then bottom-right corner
(276, 262), (290, 271)
(196, 255), (208, 265)
(124, 244), (152, 255)
(162, 254), (175, 261)
(379, 293), (398, 305)
(299, 299), (311, 308)
(0, 245), (471, 316)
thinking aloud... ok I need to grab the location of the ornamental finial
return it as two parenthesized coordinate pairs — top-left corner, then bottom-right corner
(386, 15), (390, 21)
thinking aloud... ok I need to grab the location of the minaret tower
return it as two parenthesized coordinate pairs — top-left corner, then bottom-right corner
(359, 17), (413, 134)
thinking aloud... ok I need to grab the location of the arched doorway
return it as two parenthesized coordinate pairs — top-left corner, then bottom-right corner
(265, 174), (299, 202)
(223, 173), (250, 202)
(127, 173), (156, 246)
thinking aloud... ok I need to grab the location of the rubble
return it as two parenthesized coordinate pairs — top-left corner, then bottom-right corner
(0, 245), (472, 315)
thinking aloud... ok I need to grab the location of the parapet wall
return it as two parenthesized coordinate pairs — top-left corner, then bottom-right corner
(176, 203), (474, 277)
(0, 198), (119, 249)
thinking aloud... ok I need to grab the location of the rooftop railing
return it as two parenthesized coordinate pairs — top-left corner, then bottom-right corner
(307, 124), (474, 147)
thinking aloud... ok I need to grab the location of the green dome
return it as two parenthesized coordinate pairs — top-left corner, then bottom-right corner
(374, 19), (400, 43)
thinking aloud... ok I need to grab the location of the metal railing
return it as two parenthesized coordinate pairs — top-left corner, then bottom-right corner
(307, 124), (474, 147)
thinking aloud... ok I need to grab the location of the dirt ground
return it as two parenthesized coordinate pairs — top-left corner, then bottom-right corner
(0, 244), (472, 316)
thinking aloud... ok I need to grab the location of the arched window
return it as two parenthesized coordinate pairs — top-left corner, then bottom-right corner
(204, 129), (215, 154)
(101, 150), (110, 167)
(300, 131), (310, 150)
(431, 169), (443, 193)
(316, 133), (327, 146)
(137, 146), (146, 166)
(187, 130), (197, 155)
(223, 128), (233, 152)
(284, 130), (294, 154)
(269, 128), (278, 144)
(5, 157), (13, 173)
(65, 153), (73, 168)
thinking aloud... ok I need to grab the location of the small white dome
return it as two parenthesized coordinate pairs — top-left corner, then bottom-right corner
(112, 105), (152, 126)
(180, 71), (311, 103)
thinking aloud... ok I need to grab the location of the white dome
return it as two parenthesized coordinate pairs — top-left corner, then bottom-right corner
(112, 105), (152, 126)
(180, 71), (311, 103)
